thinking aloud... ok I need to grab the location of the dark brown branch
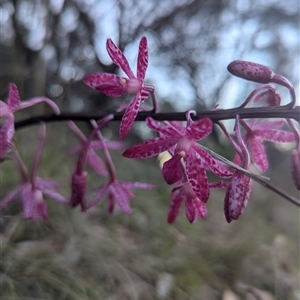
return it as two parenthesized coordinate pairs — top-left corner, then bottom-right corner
(15, 106), (300, 130)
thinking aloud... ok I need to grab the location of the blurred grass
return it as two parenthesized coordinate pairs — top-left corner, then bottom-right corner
(0, 123), (299, 300)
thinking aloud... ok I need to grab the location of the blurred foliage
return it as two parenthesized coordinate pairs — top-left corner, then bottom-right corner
(0, 0), (299, 299)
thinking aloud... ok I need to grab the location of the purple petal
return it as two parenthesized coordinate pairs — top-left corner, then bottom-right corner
(108, 193), (115, 213)
(186, 117), (213, 141)
(123, 137), (177, 158)
(192, 199), (207, 218)
(253, 120), (285, 130)
(209, 181), (230, 189)
(0, 102), (12, 118)
(88, 183), (109, 209)
(194, 146), (233, 178)
(40, 188), (68, 205)
(110, 183), (132, 213)
(21, 184), (48, 220)
(70, 171), (88, 210)
(106, 39), (135, 79)
(137, 37), (148, 80)
(83, 73), (126, 97)
(87, 150), (107, 176)
(185, 196), (196, 223)
(224, 172), (251, 223)
(162, 155), (182, 184)
(255, 129), (295, 143)
(185, 150), (209, 203)
(0, 117), (15, 158)
(7, 83), (20, 113)
(119, 93), (142, 139)
(0, 184), (23, 210)
(168, 187), (184, 223)
(146, 117), (182, 137)
(35, 177), (60, 190)
(248, 137), (268, 172)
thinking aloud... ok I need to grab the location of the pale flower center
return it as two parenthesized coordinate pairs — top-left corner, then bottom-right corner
(125, 78), (141, 93)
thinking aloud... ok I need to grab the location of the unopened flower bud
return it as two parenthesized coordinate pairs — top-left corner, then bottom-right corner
(227, 60), (274, 84)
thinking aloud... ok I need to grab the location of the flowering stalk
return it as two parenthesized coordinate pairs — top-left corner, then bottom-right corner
(1, 38), (299, 223)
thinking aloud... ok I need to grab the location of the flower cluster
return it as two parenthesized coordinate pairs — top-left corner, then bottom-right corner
(0, 37), (298, 223)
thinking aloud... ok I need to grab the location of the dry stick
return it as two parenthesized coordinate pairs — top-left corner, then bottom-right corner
(199, 144), (300, 207)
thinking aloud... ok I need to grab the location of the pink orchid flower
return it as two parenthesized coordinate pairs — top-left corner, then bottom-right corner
(240, 119), (295, 172)
(84, 37), (153, 139)
(0, 83), (60, 158)
(72, 118), (155, 213)
(224, 116), (252, 223)
(0, 123), (67, 220)
(68, 121), (123, 176)
(87, 180), (155, 213)
(123, 115), (232, 203)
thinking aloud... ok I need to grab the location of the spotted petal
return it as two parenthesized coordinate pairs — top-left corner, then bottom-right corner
(123, 136), (177, 158)
(146, 117), (182, 137)
(224, 173), (251, 223)
(194, 145), (233, 178)
(83, 73), (126, 97)
(247, 136), (268, 172)
(119, 93), (142, 139)
(185, 196), (196, 223)
(109, 183), (132, 213)
(162, 155), (182, 184)
(186, 117), (213, 141)
(106, 39), (135, 79)
(137, 37), (148, 81)
(168, 187), (184, 223)
(192, 198), (207, 218)
(7, 83), (20, 113)
(255, 129), (295, 143)
(185, 150), (209, 202)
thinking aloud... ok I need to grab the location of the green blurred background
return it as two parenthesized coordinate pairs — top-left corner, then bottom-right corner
(0, 0), (299, 299)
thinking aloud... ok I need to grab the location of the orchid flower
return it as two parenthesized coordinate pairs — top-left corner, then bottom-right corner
(0, 123), (68, 220)
(85, 120), (154, 212)
(84, 37), (154, 139)
(0, 83), (60, 158)
(87, 180), (154, 213)
(167, 168), (229, 223)
(240, 119), (295, 172)
(123, 113), (232, 203)
(68, 121), (123, 176)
